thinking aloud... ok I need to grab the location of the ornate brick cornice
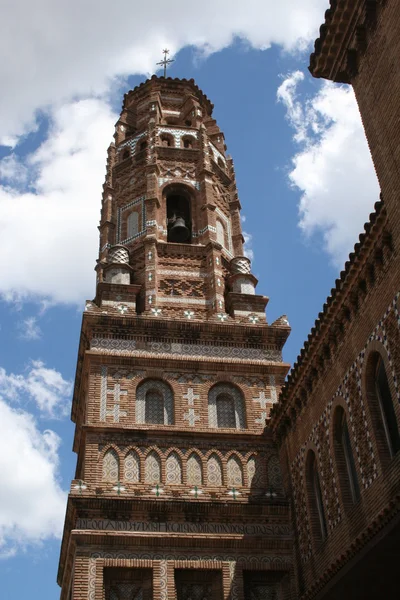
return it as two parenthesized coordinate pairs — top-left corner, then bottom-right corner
(309, 0), (386, 83)
(271, 199), (394, 437)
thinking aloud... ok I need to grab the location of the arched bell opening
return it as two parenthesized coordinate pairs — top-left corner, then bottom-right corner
(165, 186), (192, 244)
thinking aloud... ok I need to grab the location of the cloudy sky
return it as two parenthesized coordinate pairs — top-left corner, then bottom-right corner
(0, 1), (379, 597)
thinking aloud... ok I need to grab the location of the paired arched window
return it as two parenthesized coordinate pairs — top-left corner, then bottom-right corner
(333, 406), (360, 506)
(127, 211), (139, 239)
(306, 450), (327, 545)
(208, 383), (246, 429)
(136, 380), (174, 425)
(373, 354), (400, 457)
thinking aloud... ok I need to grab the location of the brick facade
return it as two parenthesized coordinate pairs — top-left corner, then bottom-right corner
(58, 77), (294, 600)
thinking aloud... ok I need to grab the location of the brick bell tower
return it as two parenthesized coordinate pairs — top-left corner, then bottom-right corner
(58, 75), (294, 600)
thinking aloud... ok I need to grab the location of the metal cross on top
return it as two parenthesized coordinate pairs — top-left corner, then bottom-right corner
(157, 48), (174, 78)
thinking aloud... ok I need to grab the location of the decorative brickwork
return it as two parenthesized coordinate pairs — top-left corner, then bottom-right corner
(59, 75), (292, 600)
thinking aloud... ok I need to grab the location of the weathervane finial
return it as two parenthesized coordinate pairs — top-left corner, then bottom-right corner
(156, 48), (175, 78)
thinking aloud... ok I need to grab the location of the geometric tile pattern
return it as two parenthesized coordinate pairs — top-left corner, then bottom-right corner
(136, 379), (174, 425)
(124, 451), (140, 482)
(208, 383), (246, 429)
(180, 584), (212, 600)
(92, 337), (282, 362)
(207, 454), (223, 486)
(102, 449), (119, 482)
(187, 453), (203, 485)
(108, 584), (143, 600)
(145, 451), (161, 484)
(227, 456), (243, 487)
(216, 395), (236, 428)
(165, 452), (182, 484)
(267, 455), (283, 493)
(248, 586), (276, 600)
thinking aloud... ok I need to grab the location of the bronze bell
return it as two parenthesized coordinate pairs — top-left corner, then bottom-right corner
(168, 215), (190, 243)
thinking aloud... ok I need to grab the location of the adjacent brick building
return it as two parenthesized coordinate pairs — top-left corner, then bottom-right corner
(58, 1), (400, 598)
(272, 0), (400, 597)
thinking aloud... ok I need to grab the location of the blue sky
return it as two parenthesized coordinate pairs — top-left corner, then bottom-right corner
(0, 1), (380, 598)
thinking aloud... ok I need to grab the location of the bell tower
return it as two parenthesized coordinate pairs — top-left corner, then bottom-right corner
(58, 76), (294, 600)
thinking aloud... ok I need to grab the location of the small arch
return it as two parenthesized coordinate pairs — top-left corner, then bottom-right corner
(160, 134), (174, 147)
(185, 120), (192, 127)
(122, 148), (130, 161)
(139, 140), (147, 151)
(165, 451), (182, 485)
(305, 450), (327, 546)
(208, 383), (246, 429)
(187, 453), (203, 486)
(365, 350), (400, 458)
(127, 210), (139, 239)
(181, 135), (196, 150)
(136, 379), (174, 425)
(102, 449), (119, 482)
(145, 450), (161, 484)
(124, 450), (140, 483)
(227, 456), (243, 487)
(207, 454), (223, 486)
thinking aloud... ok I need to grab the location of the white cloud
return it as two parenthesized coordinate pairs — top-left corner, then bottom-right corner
(0, 98), (116, 304)
(277, 71), (380, 267)
(0, 398), (66, 557)
(0, 0), (327, 143)
(0, 360), (72, 418)
(18, 317), (42, 340)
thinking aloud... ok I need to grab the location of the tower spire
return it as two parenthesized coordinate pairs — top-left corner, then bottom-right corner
(156, 48), (174, 77)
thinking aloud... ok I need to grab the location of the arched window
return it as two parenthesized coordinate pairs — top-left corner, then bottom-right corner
(166, 452), (182, 485)
(127, 211), (139, 239)
(216, 220), (226, 248)
(306, 450), (327, 545)
(227, 456), (243, 487)
(139, 140), (147, 151)
(122, 149), (130, 160)
(216, 394), (236, 428)
(333, 406), (360, 505)
(124, 451), (140, 483)
(102, 449), (119, 482)
(136, 380), (174, 425)
(166, 187), (192, 244)
(145, 389), (164, 424)
(217, 157), (225, 170)
(374, 355), (400, 456)
(208, 383), (246, 429)
(187, 453), (203, 486)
